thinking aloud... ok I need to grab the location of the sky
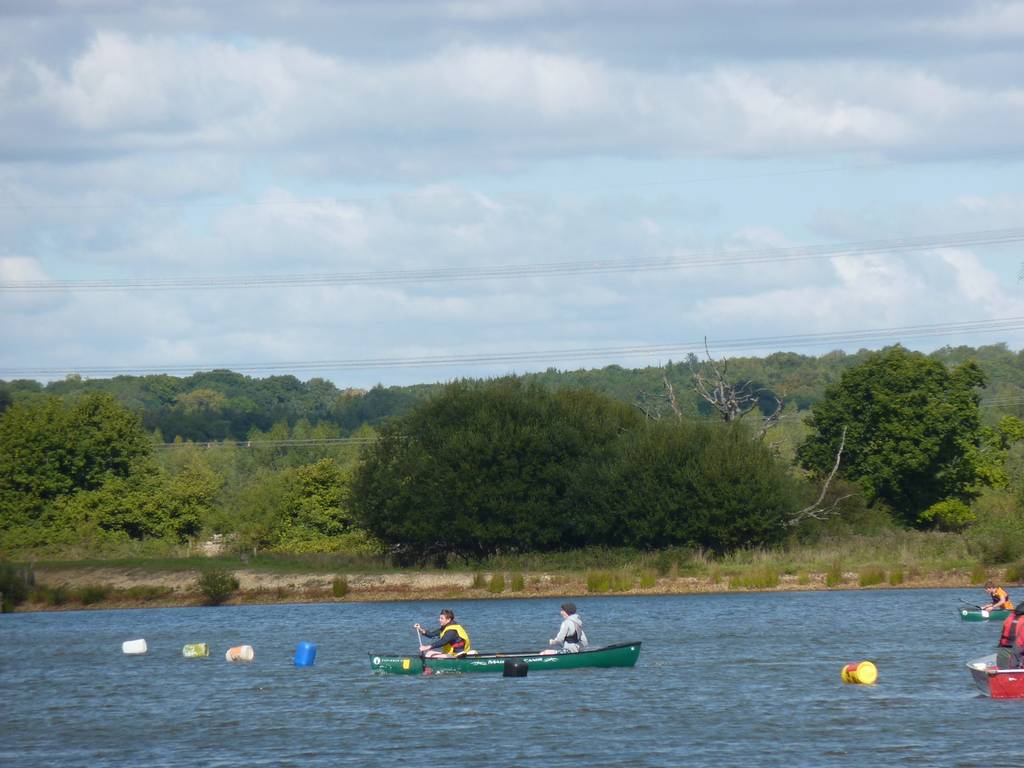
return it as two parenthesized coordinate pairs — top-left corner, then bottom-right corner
(2, 0), (1023, 389)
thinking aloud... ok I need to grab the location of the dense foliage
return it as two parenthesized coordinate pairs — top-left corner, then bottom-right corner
(798, 346), (985, 524)
(1, 343), (1022, 564)
(350, 379), (798, 562)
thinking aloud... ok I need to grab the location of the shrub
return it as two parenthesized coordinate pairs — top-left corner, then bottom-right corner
(918, 499), (974, 532)
(888, 569), (904, 586)
(197, 567), (240, 606)
(332, 576), (349, 598)
(639, 570), (657, 589)
(858, 566), (886, 587)
(488, 573), (505, 593)
(510, 572), (525, 592)
(966, 488), (1024, 564)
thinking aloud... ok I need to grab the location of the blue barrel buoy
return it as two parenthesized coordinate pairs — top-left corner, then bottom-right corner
(294, 641), (317, 667)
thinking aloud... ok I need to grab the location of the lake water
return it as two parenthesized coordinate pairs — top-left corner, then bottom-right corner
(0, 588), (1016, 767)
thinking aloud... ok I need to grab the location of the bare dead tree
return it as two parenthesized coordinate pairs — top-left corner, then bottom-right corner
(690, 339), (783, 438)
(787, 426), (854, 526)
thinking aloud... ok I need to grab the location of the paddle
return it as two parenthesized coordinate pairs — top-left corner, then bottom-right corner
(959, 599), (983, 610)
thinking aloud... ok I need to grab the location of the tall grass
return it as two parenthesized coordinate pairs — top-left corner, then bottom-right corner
(730, 567), (779, 590)
(586, 570), (633, 593)
(858, 566), (886, 587)
(488, 573), (505, 593)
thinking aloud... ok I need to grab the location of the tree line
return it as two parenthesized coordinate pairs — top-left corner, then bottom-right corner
(1, 345), (1022, 564)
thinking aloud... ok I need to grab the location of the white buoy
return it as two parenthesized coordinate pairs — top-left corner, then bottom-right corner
(225, 645), (254, 662)
(122, 638), (148, 655)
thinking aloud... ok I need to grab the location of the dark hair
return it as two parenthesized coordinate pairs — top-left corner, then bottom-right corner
(440, 609), (455, 621)
(561, 602), (577, 615)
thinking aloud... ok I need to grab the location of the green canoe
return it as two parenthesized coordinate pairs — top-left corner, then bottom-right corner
(369, 641), (642, 675)
(959, 608), (1012, 622)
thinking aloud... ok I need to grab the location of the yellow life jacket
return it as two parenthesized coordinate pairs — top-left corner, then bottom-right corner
(993, 587), (1014, 610)
(439, 623), (471, 654)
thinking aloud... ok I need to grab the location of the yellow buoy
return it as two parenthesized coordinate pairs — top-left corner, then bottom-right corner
(841, 660), (877, 685)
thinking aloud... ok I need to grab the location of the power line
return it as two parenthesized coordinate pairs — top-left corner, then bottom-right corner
(2, 227), (1022, 293)
(3, 315), (1023, 379)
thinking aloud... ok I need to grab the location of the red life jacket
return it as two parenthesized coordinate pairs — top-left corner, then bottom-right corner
(998, 614), (1024, 650)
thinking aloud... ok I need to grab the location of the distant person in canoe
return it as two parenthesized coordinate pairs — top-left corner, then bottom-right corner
(540, 602), (588, 655)
(996, 603), (1024, 669)
(982, 581), (1014, 611)
(414, 609), (472, 657)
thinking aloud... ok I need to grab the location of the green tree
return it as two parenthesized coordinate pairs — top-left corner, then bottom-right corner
(797, 346), (985, 525)
(596, 421), (798, 552)
(350, 378), (641, 563)
(0, 393), (153, 530)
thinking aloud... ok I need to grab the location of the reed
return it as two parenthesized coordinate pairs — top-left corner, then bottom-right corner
(488, 573), (505, 593)
(888, 568), (904, 586)
(510, 572), (525, 592)
(471, 572), (487, 588)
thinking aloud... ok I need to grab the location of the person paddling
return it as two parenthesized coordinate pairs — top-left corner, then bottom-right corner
(540, 602), (588, 655)
(996, 603), (1024, 669)
(982, 581), (1014, 612)
(415, 609), (471, 658)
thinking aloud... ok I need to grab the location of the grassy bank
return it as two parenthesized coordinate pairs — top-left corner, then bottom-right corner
(6, 531), (1023, 612)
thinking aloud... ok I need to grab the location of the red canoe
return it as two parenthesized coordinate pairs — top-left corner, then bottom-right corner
(967, 654), (1024, 699)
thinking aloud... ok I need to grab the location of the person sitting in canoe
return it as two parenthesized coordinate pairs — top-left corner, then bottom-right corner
(982, 581), (1014, 612)
(415, 609), (471, 658)
(996, 602), (1024, 669)
(540, 602), (588, 655)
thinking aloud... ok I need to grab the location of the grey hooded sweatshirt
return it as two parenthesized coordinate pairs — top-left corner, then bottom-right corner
(552, 612), (588, 653)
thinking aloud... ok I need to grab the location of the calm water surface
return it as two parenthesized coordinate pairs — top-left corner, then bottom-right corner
(0, 588), (1016, 767)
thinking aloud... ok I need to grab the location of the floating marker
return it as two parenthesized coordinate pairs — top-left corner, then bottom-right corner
(841, 660), (877, 685)
(294, 641), (317, 667)
(225, 645), (254, 662)
(182, 643), (210, 658)
(122, 638), (148, 655)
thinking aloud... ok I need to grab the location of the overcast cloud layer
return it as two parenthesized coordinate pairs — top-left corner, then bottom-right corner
(2, 0), (1023, 388)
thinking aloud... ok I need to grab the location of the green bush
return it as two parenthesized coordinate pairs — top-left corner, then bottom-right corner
(966, 489), (1024, 564)
(888, 569), (904, 586)
(858, 566), (886, 587)
(1005, 561), (1024, 583)
(197, 567), (240, 606)
(332, 576), (349, 598)
(488, 573), (505, 593)
(639, 570), (657, 589)
(918, 499), (974, 532)
(510, 572), (525, 592)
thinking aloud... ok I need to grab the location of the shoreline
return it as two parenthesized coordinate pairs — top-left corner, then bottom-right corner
(10, 566), (991, 612)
